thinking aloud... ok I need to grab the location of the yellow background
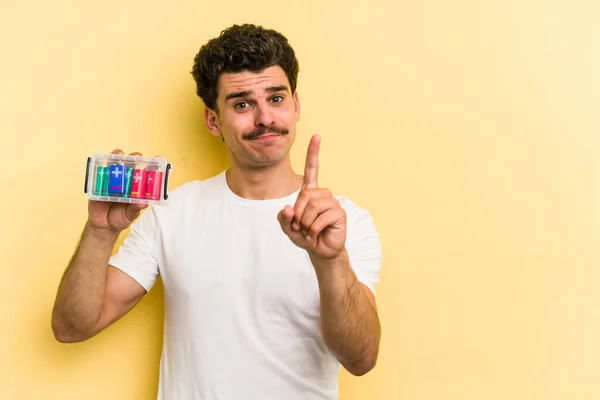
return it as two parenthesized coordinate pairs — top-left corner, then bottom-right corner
(2, 0), (600, 399)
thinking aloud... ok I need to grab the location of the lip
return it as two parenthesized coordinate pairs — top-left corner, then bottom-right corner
(250, 133), (283, 141)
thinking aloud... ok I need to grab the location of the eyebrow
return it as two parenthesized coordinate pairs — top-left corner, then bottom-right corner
(225, 85), (290, 102)
(266, 85), (289, 94)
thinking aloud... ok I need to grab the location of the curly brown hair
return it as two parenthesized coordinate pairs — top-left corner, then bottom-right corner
(191, 24), (300, 111)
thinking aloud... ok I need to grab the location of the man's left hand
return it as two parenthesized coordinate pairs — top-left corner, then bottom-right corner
(278, 134), (347, 261)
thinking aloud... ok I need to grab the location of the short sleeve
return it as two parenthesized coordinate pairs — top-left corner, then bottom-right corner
(109, 206), (162, 292)
(343, 201), (383, 297)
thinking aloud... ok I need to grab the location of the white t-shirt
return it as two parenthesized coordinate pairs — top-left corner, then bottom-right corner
(109, 170), (382, 400)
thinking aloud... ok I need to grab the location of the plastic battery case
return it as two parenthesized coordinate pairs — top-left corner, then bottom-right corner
(84, 153), (172, 205)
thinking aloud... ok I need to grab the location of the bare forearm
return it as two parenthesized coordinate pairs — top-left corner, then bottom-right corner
(52, 222), (118, 341)
(311, 250), (381, 376)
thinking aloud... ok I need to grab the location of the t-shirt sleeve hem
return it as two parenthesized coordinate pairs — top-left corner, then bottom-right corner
(109, 257), (157, 292)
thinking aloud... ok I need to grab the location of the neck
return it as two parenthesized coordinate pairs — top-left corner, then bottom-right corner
(225, 158), (302, 200)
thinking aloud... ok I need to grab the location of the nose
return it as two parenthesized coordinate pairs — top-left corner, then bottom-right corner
(254, 102), (275, 127)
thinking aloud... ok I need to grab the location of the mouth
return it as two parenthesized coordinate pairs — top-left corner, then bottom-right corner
(250, 132), (283, 140)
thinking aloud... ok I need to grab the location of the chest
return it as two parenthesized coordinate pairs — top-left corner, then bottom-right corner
(159, 205), (321, 317)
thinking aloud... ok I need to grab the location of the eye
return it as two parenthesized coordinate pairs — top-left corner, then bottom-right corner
(270, 95), (284, 104)
(234, 101), (250, 109)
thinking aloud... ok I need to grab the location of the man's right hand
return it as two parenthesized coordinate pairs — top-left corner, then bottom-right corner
(87, 149), (148, 234)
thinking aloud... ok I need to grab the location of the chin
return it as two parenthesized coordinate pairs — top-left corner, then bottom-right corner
(250, 156), (285, 168)
(247, 150), (289, 168)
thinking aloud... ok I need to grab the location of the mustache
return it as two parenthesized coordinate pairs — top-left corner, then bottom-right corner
(242, 125), (289, 140)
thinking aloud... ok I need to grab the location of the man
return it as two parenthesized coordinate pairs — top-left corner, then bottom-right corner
(52, 24), (382, 399)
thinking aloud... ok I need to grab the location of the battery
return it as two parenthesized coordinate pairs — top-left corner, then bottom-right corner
(108, 164), (127, 196)
(94, 166), (109, 196)
(145, 170), (164, 200)
(123, 167), (133, 197)
(130, 168), (148, 199)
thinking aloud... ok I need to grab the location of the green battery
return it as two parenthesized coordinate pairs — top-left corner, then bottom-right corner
(94, 166), (109, 196)
(124, 167), (133, 197)
(102, 167), (110, 195)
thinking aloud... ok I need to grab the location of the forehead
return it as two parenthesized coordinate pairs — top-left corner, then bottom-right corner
(217, 65), (290, 100)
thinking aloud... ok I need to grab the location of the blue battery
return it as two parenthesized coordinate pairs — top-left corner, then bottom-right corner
(108, 164), (127, 195)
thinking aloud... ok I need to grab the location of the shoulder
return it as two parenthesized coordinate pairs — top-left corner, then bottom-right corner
(149, 171), (227, 217)
(159, 171), (225, 204)
(121, 171), (225, 250)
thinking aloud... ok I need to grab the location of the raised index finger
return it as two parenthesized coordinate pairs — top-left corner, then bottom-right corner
(303, 134), (321, 188)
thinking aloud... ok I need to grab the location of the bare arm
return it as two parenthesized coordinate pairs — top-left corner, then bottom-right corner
(311, 249), (381, 376)
(51, 223), (146, 343)
(52, 149), (149, 343)
(278, 135), (382, 376)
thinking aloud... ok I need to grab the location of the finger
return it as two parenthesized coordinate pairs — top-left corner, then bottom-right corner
(302, 134), (321, 189)
(111, 149), (124, 155)
(293, 187), (331, 230)
(307, 208), (345, 241)
(292, 191), (310, 231)
(124, 203), (147, 222)
(126, 152), (142, 168)
(277, 205), (295, 236)
(299, 197), (338, 236)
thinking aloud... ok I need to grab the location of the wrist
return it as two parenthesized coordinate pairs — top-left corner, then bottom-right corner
(309, 248), (350, 276)
(85, 221), (120, 241)
(309, 247), (348, 265)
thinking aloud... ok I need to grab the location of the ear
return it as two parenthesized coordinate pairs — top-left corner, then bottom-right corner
(204, 107), (222, 137)
(293, 91), (301, 122)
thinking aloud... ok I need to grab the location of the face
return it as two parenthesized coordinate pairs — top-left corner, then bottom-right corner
(204, 65), (301, 170)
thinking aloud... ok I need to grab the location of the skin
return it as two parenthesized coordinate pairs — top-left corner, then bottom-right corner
(51, 65), (380, 376)
(277, 134), (381, 376)
(51, 150), (149, 343)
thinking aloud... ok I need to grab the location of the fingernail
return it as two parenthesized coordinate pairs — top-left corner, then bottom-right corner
(305, 235), (312, 242)
(293, 222), (300, 231)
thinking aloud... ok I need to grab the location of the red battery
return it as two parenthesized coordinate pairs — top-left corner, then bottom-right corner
(145, 170), (163, 200)
(130, 168), (148, 198)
